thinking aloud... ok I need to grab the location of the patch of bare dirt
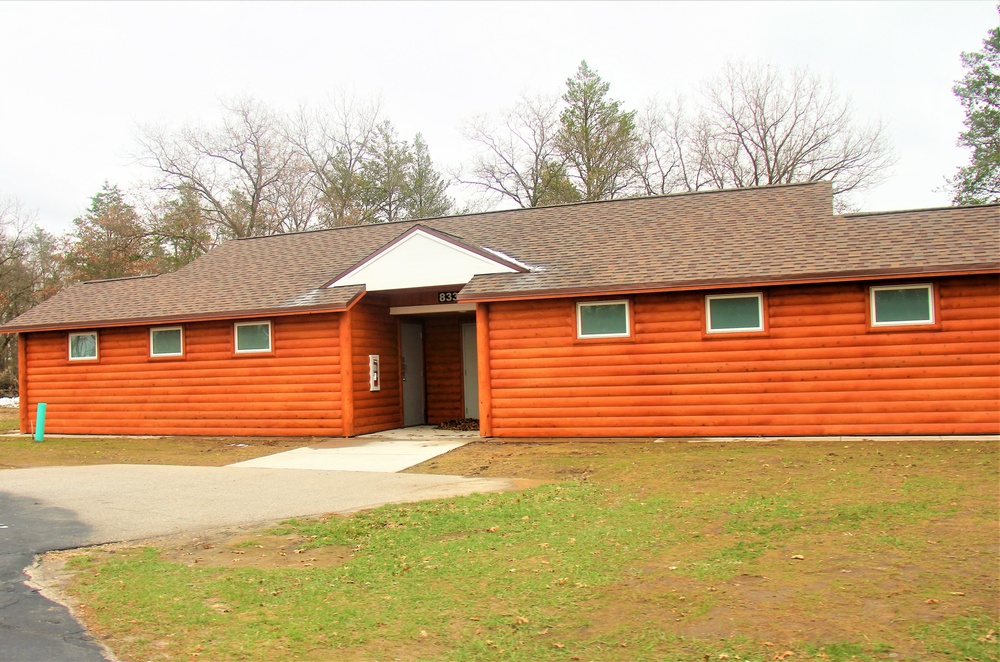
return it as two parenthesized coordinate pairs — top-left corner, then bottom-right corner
(158, 528), (354, 569)
(0, 435), (322, 469)
(37, 525), (355, 575)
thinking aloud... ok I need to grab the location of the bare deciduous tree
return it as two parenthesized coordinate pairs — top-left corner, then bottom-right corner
(0, 196), (34, 313)
(287, 93), (383, 227)
(0, 196), (53, 393)
(137, 97), (305, 240)
(689, 62), (895, 209)
(457, 93), (577, 208)
(271, 160), (326, 233)
(634, 97), (688, 196)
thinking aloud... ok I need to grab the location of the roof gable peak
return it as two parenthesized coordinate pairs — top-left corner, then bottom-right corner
(327, 224), (527, 292)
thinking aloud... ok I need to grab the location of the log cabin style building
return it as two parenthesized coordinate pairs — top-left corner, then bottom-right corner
(3, 181), (998, 438)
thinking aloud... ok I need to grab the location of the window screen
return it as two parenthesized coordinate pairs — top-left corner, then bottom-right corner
(872, 285), (933, 325)
(707, 294), (763, 333)
(69, 332), (98, 360)
(577, 301), (630, 338)
(150, 327), (183, 357)
(235, 322), (272, 352)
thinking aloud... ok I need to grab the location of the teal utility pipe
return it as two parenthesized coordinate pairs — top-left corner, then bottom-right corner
(34, 402), (46, 442)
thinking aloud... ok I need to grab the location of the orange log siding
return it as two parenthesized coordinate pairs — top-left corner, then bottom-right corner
(486, 275), (1000, 437)
(21, 313), (344, 436)
(477, 304), (493, 436)
(17, 332), (28, 433)
(424, 316), (465, 424)
(350, 299), (403, 435)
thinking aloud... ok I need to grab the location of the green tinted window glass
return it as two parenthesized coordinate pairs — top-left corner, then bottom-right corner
(69, 333), (97, 359)
(579, 302), (629, 337)
(873, 287), (932, 324)
(708, 295), (762, 332)
(151, 328), (182, 356)
(236, 323), (271, 352)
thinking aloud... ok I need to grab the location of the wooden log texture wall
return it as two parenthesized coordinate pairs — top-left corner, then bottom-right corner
(424, 316), (464, 424)
(22, 313), (344, 436)
(486, 275), (1000, 437)
(350, 300), (403, 435)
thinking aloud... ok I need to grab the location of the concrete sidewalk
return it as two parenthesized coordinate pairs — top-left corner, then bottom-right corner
(228, 425), (480, 472)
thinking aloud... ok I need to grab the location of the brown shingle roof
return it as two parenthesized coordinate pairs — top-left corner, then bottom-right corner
(4, 181), (998, 332)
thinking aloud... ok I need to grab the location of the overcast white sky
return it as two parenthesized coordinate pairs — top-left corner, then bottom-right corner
(1, 1), (996, 234)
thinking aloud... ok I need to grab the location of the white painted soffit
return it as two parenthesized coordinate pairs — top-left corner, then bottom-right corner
(327, 226), (527, 292)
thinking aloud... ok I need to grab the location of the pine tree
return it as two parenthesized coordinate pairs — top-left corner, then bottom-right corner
(950, 18), (1000, 205)
(406, 134), (452, 219)
(65, 183), (155, 281)
(556, 61), (641, 200)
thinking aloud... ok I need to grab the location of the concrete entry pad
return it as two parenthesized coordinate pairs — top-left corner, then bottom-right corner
(228, 425), (480, 472)
(0, 464), (516, 546)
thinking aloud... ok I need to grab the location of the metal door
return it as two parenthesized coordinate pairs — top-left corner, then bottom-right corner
(462, 323), (479, 419)
(400, 323), (425, 426)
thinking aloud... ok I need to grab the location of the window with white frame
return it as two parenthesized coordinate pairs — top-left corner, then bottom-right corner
(576, 300), (630, 338)
(150, 326), (183, 357)
(69, 331), (98, 360)
(706, 293), (764, 333)
(870, 284), (934, 326)
(235, 321), (272, 353)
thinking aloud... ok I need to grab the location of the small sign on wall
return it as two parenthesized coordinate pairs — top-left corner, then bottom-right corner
(369, 355), (380, 391)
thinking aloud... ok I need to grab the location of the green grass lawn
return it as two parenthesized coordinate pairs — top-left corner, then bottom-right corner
(55, 439), (999, 661)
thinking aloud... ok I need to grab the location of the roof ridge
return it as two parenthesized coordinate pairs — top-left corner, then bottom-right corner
(232, 181), (834, 243)
(840, 202), (1000, 218)
(232, 219), (420, 242)
(83, 274), (161, 285)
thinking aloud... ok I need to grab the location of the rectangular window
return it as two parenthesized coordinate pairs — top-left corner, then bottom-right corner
(706, 293), (764, 333)
(871, 284), (934, 326)
(150, 326), (183, 357)
(577, 300), (630, 338)
(69, 331), (98, 360)
(235, 321), (272, 353)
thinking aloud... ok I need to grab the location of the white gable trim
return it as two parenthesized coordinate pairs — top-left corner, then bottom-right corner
(329, 227), (523, 292)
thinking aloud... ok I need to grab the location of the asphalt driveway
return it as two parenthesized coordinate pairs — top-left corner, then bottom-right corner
(0, 464), (519, 661)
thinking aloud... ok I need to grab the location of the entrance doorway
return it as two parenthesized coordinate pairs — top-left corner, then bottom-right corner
(400, 323), (425, 426)
(396, 314), (477, 427)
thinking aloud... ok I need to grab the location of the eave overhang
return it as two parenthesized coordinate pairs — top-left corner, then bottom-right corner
(456, 265), (1000, 304)
(0, 286), (368, 334)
